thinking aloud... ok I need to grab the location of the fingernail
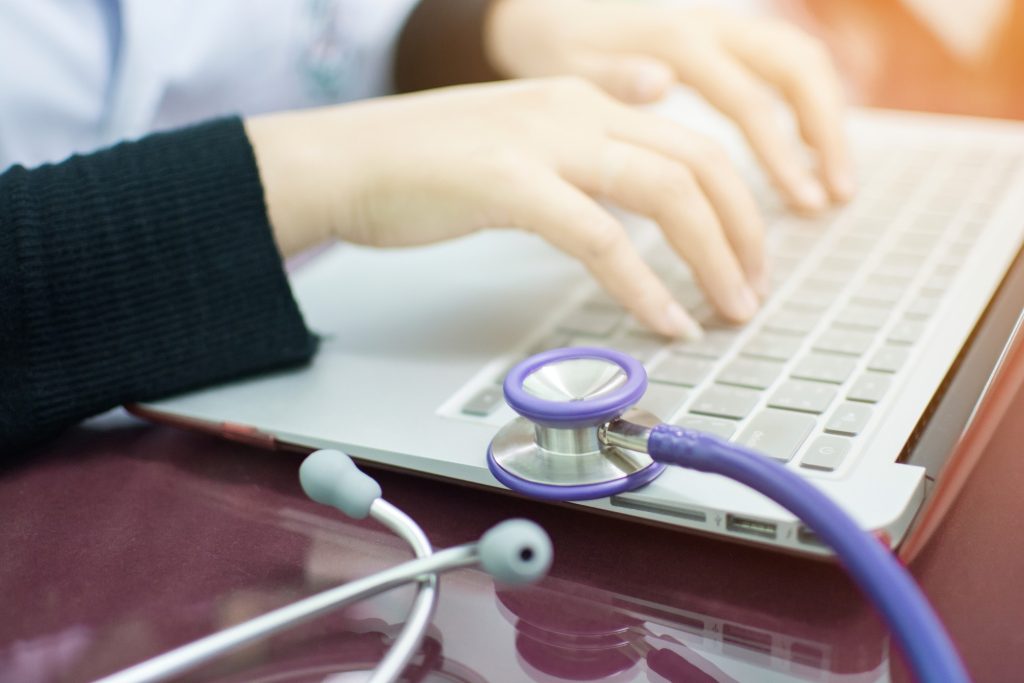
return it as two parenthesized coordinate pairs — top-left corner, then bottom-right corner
(751, 267), (771, 299)
(830, 167), (858, 201)
(633, 65), (671, 101)
(664, 302), (704, 341)
(729, 284), (760, 321)
(794, 177), (828, 211)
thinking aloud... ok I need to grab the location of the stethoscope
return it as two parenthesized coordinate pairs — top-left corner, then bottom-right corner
(98, 346), (970, 683)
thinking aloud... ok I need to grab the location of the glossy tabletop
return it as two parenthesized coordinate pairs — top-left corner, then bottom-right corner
(4, 2), (1024, 682)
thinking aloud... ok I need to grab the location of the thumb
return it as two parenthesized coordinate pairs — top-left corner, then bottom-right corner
(567, 52), (676, 104)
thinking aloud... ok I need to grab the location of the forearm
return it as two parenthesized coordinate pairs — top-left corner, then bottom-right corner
(0, 119), (316, 454)
(393, 0), (503, 92)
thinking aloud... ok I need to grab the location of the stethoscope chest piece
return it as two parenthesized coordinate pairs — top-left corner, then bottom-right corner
(488, 347), (666, 500)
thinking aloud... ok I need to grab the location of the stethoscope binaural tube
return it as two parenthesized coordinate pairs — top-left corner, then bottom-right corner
(490, 347), (971, 683)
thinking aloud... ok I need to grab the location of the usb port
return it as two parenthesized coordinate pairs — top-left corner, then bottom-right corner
(726, 515), (777, 539)
(798, 525), (824, 546)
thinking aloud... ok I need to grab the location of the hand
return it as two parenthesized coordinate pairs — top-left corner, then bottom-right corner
(245, 78), (765, 338)
(485, 0), (855, 211)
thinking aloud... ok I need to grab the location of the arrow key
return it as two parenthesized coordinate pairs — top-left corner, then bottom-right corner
(824, 402), (873, 436)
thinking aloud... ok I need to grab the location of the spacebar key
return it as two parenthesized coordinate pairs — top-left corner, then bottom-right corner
(736, 409), (815, 462)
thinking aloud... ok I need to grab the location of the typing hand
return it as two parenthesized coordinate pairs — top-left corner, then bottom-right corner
(245, 78), (764, 338)
(485, 0), (854, 211)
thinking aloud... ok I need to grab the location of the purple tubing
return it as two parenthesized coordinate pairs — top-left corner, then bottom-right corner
(647, 424), (970, 683)
(503, 347), (647, 428)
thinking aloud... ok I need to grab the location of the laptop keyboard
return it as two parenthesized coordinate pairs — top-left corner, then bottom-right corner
(457, 142), (1021, 476)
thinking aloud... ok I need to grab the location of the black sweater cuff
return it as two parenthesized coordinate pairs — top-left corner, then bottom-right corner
(0, 118), (317, 452)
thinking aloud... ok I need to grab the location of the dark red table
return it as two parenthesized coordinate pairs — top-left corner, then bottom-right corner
(4, 3), (1024, 681)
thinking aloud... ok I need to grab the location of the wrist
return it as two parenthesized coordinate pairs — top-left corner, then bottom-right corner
(244, 114), (331, 258)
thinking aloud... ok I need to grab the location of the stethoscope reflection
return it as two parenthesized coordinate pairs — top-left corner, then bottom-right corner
(200, 626), (487, 683)
(495, 583), (737, 683)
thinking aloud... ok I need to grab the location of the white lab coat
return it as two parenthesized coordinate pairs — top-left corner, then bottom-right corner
(0, 0), (420, 170)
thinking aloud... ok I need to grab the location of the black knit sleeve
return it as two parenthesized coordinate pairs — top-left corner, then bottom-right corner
(0, 118), (318, 454)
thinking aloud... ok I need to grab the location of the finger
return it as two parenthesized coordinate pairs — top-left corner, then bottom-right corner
(725, 24), (855, 200)
(606, 106), (767, 294)
(567, 140), (760, 323)
(504, 168), (702, 339)
(563, 50), (676, 104)
(671, 47), (829, 212)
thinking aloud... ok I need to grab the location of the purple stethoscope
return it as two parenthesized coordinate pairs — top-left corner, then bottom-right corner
(488, 346), (970, 683)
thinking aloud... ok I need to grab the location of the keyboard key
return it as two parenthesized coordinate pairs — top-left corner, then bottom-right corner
(764, 309), (822, 335)
(801, 435), (852, 472)
(872, 259), (918, 280)
(868, 345), (910, 373)
(834, 234), (875, 255)
(895, 231), (939, 254)
(690, 385), (761, 420)
(558, 305), (623, 337)
(674, 414), (737, 440)
(813, 328), (874, 356)
(768, 380), (838, 414)
(737, 409), (815, 462)
(937, 249), (969, 268)
(909, 214), (947, 235)
(528, 332), (572, 354)
(571, 337), (658, 364)
(904, 296), (941, 320)
(810, 265), (850, 285)
(637, 384), (689, 421)
(615, 332), (666, 363)
(922, 272), (954, 294)
(888, 319), (926, 345)
(462, 386), (504, 416)
(774, 231), (820, 256)
(782, 290), (836, 312)
(742, 331), (803, 360)
(853, 282), (904, 306)
(825, 402), (874, 436)
(650, 355), (714, 387)
(791, 352), (857, 384)
(717, 358), (784, 390)
(671, 329), (740, 359)
(833, 303), (889, 330)
(818, 255), (861, 275)
(847, 372), (892, 403)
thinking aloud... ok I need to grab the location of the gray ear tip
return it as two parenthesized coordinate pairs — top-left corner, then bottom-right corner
(298, 449), (350, 499)
(299, 449), (381, 519)
(478, 519), (553, 585)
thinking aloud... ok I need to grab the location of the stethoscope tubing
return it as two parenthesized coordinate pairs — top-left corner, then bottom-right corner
(367, 499), (438, 683)
(648, 424), (970, 683)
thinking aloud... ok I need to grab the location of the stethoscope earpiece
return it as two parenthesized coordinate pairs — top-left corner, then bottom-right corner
(299, 448), (382, 519)
(478, 519), (553, 585)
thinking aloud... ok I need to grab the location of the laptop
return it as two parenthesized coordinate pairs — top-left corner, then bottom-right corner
(134, 94), (1024, 557)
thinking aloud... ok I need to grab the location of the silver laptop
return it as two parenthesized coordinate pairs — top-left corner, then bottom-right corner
(137, 97), (1024, 556)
